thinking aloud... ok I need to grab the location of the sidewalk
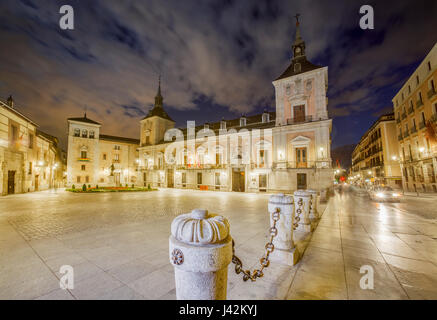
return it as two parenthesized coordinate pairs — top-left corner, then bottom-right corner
(284, 192), (437, 300)
(402, 191), (437, 199)
(227, 202), (328, 300)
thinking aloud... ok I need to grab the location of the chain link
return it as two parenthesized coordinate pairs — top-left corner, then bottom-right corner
(293, 198), (303, 230)
(231, 208), (281, 282)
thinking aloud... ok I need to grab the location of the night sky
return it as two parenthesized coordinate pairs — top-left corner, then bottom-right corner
(1, 0), (436, 150)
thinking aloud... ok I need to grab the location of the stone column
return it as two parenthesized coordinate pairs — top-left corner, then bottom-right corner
(294, 190), (312, 232)
(307, 189), (319, 220)
(268, 194), (299, 266)
(169, 209), (232, 300)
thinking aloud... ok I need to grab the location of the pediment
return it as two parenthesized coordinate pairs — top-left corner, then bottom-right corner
(290, 135), (311, 144)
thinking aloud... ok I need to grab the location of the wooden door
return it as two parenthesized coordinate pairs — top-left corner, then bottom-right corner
(8, 171), (15, 194)
(293, 105), (305, 123)
(232, 170), (245, 192)
(167, 169), (174, 188)
(296, 148), (307, 168)
(259, 174), (267, 192)
(297, 173), (307, 190)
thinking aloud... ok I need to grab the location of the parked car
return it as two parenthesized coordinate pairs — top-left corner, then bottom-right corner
(369, 186), (402, 202)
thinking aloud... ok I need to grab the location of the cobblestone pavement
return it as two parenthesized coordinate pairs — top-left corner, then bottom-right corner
(0, 189), (436, 300)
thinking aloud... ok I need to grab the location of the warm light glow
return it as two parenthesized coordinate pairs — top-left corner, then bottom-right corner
(392, 156), (397, 161)
(368, 171), (371, 174)
(376, 192), (385, 198)
(419, 147), (425, 153)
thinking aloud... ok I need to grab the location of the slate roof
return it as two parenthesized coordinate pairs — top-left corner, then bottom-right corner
(67, 115), (101, 125)
(99, 134), (140, 145)
(275, 57), (323, 81)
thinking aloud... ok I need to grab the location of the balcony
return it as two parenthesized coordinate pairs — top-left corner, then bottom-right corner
(431, 114), (437, 123)
(77, 158), (91, 162)
(416, 99), (424, 109)
(396, 118), (400, 124)
(398, 134), (403, 141)
(410, 126), (417, 134)
(286, 161), (330, 169)
(403, 130), (410, 138)
(401, 113), (407, 120)
(419, 121), (426, 130)
(286, 115), (317, 125)
(428, 88), (436, 100)
(408, 106), (414, 114)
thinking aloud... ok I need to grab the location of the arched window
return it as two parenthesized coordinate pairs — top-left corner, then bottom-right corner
(74, 128), (80, 137)
(89, 131), (95, 139)
(82, 130), (88, 138)
(262, 113), (270, 123)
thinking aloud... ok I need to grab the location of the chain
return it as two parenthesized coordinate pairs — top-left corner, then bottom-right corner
(231, 208), (281, 282)
(293, 198), (303, 230)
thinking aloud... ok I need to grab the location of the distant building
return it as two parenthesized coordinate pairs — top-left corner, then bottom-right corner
(66, 115), (139, 187)
(351, 113), (402, 188)
(134, 19), (333, 193)
(0, 96), (64, 196)
(392, 43), (437, 193)
(66, 20), (333, 193)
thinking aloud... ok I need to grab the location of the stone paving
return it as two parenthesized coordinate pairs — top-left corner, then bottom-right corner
(0, 189), (436, 300)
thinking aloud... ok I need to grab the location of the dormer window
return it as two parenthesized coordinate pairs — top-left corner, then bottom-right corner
(220, 120), (226, 130)
(262, 113), (270, 123)
(240, 117), (246, 127)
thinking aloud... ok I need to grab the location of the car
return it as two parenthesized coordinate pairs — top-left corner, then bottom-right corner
(369, 186), (402, 202)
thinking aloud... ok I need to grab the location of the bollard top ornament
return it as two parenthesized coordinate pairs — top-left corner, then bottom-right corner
(171, 209), (230, 245)
(294, 189), (311, 197)
(269, 193), (293, 205)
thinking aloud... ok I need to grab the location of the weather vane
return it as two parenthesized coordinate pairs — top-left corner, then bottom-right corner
(294, 13), (301, 25)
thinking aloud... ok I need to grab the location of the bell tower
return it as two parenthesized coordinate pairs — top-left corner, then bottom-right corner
(140, 77), (175, 146)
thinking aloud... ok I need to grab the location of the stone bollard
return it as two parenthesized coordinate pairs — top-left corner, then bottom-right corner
(169, 209), (232, 300)
(307, 189), (319, 220)
(293, 190), (312, 232)
(320, 189), (327, 203)
(268, 194), (299, 266)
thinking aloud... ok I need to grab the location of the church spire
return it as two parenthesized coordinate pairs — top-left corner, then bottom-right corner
(154, 75), (163, 108)
(292, 14), (306, 60)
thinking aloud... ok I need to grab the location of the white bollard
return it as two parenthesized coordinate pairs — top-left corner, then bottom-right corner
(169, 209), (232, 300)
(307, 189), (319, 220)
(294, 190), (312, 232)
(268, 194), (300, 266)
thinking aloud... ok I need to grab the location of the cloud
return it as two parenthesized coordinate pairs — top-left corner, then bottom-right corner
(0, 0), (436, 149)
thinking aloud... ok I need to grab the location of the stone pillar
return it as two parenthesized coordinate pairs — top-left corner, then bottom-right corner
(268, 194), (299, 266)
(294, 190), (312, 232)
(169, 209), (232, 300)
(307, 189), (319, 220)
